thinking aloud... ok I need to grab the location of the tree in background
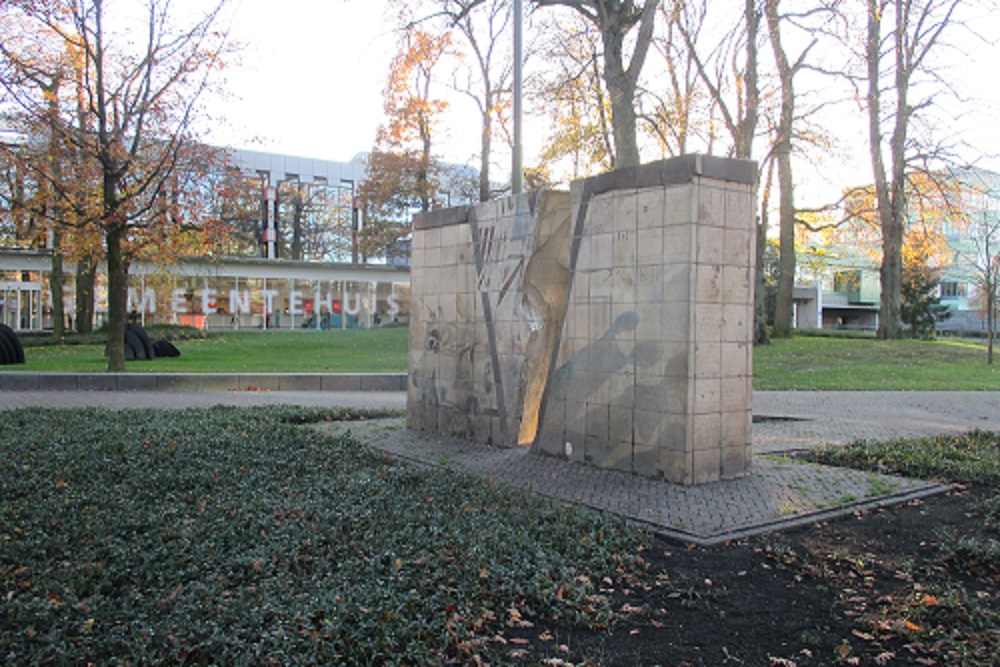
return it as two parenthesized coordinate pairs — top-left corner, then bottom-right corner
(390, 0), (515, 201)
(360, 26), (452, 262)
(0, 12), (88, 337)
(952, 171), (1000, 364)
(0, 0), (233, 369)
(213, 168), (264, 257)
(861, 0), (961, 339)
(900, 228), (951, 339)
(763, 0), (825, 339)
(807, 171), (968, 340)
(639, 1), (711, 157)
(675, 0), (760, 162)
(534, 0), (659, 169)
(274, 181), (352, 262)
(531, 15), (615, 180)
(359, 150), (438, 262)
(440, 0), (513, 202)
(676, 0), (764, 341)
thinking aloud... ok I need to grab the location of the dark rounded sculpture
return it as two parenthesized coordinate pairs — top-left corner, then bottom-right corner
(153, 338), (181, 358)
(107, 323), (159, 361)
(0, 323), (26, 365)
(125, 323), (156, 360)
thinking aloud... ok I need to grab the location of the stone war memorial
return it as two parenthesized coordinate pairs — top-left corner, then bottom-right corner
(407, 155), (756, 485)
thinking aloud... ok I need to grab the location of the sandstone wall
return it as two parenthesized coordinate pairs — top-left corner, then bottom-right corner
(408, 155), (756, 484)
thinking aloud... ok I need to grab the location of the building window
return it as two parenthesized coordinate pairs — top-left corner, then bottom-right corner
(833, 270), (860, 293)
(940, 281), (968, 299)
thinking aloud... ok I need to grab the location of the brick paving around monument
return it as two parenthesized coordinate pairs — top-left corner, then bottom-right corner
(314, 416), (945, 545)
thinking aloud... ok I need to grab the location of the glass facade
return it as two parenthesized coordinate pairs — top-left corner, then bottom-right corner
(0, 260), (410, 333)
(0, 271), (43, 330)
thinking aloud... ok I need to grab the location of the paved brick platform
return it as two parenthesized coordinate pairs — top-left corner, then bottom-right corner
(314, 418), (945, 546)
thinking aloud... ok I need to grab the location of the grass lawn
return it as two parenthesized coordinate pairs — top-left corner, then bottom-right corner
(753, 335), (1000, 390)
(9, 326), (1000, 390)
(16, 327), (410, 374)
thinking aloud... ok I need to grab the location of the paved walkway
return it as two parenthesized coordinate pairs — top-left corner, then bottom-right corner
(753, 391), (1000, 452)
(0, 388), (406, 411)
(4, 387), (997, 544)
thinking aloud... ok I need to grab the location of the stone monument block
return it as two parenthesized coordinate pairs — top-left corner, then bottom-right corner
(408, 155), (756, 484)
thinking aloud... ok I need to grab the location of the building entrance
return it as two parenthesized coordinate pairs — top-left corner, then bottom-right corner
(0, 281), (42, 331)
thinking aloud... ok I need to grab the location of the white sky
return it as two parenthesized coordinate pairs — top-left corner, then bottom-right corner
(203, 0), (401, 162)
(197, 0), (1000, 204)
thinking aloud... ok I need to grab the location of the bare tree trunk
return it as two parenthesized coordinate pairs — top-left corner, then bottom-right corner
(742, 0), (764, 343)
(879, 209), (905, 339)
(603, 56), (640, 168)
(105, 220), (127, 372)
(43, 78), (66, 338)
(103, 143), (127, 370)
(49, 228), (65, 337)
(75, 257), (96, 334)
(867, 0), (896, 339)
(538, 0), (658, 169)
(592, 56), (616, 165)
(755, 158), (775, 345)
(479, 94), (492, 202)
(419, 117), (433, 212)
(879, 13), (910, 340)
(988, 279), (994, 365)
(988, 231), (995, 364)
(765, 0), (798, 338)
(736, 0), (759, 161)
(772, 150), (796, 337)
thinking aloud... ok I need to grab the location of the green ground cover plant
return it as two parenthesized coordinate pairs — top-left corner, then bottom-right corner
(0, 407), (646, 664)
(15, 327), (410, 374)
(805, 430), (1000, 489)
(3, 407), (999, 664)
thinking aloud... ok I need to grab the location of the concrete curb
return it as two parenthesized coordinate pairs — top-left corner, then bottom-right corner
(0, 372), (408, 392)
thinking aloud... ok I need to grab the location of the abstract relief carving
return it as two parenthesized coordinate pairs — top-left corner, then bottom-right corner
(408, 155), (756, 484)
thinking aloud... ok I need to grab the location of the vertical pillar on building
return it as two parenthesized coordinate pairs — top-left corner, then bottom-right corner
(368, 282), (374, 328)
(260, 171), (278, 260)
(203, 277), (211, 332)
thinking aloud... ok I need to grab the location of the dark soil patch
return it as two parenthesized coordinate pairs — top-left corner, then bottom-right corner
(482, 487), (999, 666)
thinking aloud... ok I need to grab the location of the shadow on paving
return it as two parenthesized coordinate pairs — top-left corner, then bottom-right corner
(313, 418), (948, 546)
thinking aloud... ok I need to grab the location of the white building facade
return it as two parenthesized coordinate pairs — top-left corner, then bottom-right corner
(1, 149), (412, 332)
